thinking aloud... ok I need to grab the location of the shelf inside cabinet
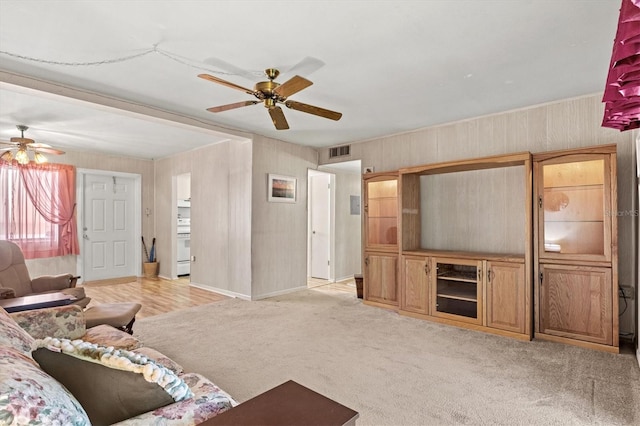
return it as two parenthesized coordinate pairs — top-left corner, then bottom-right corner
(436, 271), (477, 283)
(435, 298), (478, 318)
(436, 281), (478, 302)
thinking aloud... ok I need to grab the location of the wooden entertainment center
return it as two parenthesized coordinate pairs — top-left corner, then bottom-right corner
(362, 145), (619, 353)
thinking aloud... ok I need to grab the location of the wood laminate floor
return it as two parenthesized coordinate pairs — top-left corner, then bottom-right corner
(82, 277), (227, 319)
(82, 276), (357, 320)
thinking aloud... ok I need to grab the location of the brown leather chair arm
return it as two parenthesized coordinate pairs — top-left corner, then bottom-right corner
(69, 275), (80, 288)
(0, 287), (16, 299)
(30, 273), (75, 293)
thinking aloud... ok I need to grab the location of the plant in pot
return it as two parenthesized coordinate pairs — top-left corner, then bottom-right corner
(142, 237), (158, 279)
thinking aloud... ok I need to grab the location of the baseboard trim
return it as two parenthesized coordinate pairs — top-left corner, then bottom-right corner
(189, 282), (250, 300)
(252, 285), (307, 301)
(83, 276), (137, 286)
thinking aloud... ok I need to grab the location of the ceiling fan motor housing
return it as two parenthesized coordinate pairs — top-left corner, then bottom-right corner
(255, 81), (281, 100)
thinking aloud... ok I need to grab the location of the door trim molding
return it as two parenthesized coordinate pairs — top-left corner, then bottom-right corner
(76, 169), (142, 283)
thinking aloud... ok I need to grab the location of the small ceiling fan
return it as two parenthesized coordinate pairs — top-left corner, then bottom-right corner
(198, 68), (342, 130)
(0, 125), (65, 164)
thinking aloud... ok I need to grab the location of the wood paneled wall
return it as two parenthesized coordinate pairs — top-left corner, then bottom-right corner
(250, 135), (318, 299)
(420, 166), (526, 253)
(318, 93), (637, 336)
(154, 139), (252, 298)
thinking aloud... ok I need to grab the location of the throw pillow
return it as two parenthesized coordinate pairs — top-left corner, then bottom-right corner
(0, 346), (90, 425)
(0, 307), (35, 357)
(32, 337), (193, 426)
(132, 346), (184, 374)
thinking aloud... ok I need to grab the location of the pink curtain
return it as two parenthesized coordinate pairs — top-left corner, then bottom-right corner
(0, 161), (79, 258)
(602, 0), (640, 131)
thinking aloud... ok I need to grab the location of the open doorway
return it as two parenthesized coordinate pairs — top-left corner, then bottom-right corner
(175, 173), (191, 280)
(307, 160), (362, 293)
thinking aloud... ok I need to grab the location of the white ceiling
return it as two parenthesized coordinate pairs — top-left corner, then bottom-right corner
(0, 1), (620, 160)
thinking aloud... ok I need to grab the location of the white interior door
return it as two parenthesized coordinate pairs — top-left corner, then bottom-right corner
(82, 173), (137, 281)
(310, 173), (330, 279)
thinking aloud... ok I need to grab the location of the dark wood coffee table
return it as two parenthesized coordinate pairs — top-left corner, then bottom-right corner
(200, 380), (359, 426)
(0, 292), (76, 313)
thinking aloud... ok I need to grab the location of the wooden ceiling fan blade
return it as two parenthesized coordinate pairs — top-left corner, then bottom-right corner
(285, 100), (342, 121)
(268, 106), (289, 130)
(198, 74), (255, 95)
(207, 101), (259, 113)
(31, 146), (65, 155)
(30, 142), (53, 149)
(273, 76), (313, 99)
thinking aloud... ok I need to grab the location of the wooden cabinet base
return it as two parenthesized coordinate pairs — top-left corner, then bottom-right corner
(399, 309), (531, 342)
(534, 332), (619, 354)
(363, 299), (398, 310)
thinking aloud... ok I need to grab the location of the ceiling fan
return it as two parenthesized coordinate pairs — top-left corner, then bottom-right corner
(0, 125), (65, 165)
(198, 68), (342, 130)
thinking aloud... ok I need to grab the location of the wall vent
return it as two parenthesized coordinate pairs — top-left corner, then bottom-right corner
(329, 145), (351, 158)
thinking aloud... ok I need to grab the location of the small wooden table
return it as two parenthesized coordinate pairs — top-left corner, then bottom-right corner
(0, 292), (76, 313)
(200, 380), (359, 426)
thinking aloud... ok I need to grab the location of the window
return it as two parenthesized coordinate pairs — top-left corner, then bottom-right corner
(0, 161), (79, 259)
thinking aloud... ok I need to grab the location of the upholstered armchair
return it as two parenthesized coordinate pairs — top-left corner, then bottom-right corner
(0, 240), (90, 308)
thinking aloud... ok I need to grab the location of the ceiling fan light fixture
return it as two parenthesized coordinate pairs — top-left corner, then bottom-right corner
(34, 151), (48, 164)
(15, 148), (29, 165)
(0, 150), (13, 162)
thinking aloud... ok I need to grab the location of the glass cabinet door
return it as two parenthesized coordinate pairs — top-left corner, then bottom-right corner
(432, 258), (483, 325)
(538, 155), (611, 261)
(365, 178), (398, 248)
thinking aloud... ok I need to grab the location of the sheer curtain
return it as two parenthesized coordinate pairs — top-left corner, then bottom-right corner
(0, 161), (79, 258)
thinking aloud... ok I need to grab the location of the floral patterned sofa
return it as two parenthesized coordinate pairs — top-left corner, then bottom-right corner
(0, 305), (236, 425)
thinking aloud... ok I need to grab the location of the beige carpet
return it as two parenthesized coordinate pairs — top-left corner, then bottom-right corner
(135, 289), (640, 425)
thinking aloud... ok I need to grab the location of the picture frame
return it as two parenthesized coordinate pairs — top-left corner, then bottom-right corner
(268, 174), (297, 203)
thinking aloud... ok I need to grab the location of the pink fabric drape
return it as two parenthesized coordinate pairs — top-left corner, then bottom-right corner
(602, 0), (640, 131)
(0, 160), (79, 258)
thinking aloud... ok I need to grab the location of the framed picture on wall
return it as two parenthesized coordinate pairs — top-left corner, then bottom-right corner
(268, 174), (297, 203)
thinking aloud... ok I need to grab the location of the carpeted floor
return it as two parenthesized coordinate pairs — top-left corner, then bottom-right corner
(135, 289), (640, 425)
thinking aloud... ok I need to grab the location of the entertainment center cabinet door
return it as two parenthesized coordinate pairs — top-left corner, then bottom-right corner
(364, 252), (398, 305)
(363, 175), (398, 252)
(536, 153), (613, 263)
(539, 264), (613, 346)
(401, 256), (431, 314)
(486, 261), (526, 334)
(431, 258), (483, 325)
